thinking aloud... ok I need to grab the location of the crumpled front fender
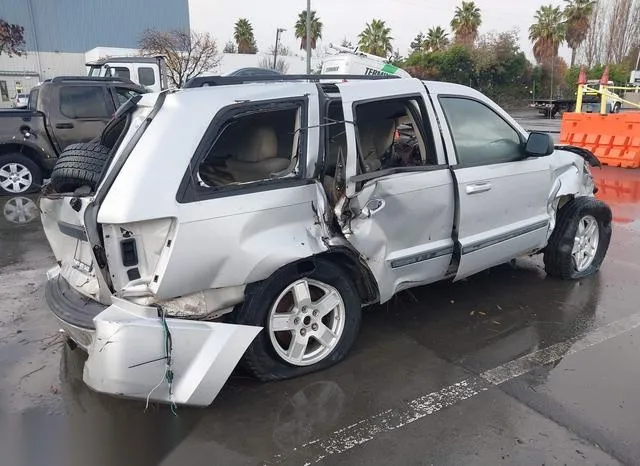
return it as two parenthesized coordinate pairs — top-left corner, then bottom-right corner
(83, 297), (261, 406)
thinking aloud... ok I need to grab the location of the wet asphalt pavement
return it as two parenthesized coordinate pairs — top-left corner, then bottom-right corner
(2, 111), (640, 466)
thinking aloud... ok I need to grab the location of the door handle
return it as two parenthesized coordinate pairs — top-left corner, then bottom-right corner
(466, 182), (492, 194)
(55, 123), (74, 129)
(360, 198), (385, 218)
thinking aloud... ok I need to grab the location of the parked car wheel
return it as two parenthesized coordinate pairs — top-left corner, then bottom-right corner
(544, 197), (612, 279)
(0, 154), (42, 196)
(613, 102), (621, 114)
(234, 259), (362, 381)
(50, 142), (110, 193)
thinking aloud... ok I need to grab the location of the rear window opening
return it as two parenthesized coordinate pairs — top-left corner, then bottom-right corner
(197, 106), (301, 188)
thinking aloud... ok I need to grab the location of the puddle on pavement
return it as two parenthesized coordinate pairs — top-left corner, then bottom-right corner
(594, 166), (640, 229)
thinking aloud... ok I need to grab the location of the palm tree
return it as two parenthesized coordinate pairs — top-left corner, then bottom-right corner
(450, 1), (482, 47)
(295, 10), (323, 50)
(529, 5), (566, 64)
(564, 0), (596, 67)
(358, 19), (393, 57)
(425, 26), (450, 53)
(234, 18), (257, 54)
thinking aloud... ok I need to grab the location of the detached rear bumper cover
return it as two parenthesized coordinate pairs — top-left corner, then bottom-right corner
(45, 269), (261, 406)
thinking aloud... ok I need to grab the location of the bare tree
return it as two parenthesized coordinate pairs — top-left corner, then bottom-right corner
(139, 29), (222, 87)
(604, 0), (640, 64)
(0, 19), (25, 56)
(258, 55), (290, 73)
(580, 1), (604, 66)
(223, 40), (237, 53)
(581, 0), (640, 66)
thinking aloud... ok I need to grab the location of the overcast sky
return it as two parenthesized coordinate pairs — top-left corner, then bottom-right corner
(189, 0), (572, 62)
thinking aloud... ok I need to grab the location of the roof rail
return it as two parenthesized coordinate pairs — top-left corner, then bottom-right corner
(50, 76), (135, 84)
(184, 74), (400, 88)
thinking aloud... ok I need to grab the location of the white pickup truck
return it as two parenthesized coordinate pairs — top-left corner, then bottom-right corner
(40, 75), (611, 406)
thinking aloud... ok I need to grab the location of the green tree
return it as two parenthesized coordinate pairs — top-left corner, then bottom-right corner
(425, 26), (450, 53)
(529, 5), (566, 64)
(472, 31), (532, 101)
(565, 63), (631, 90)
(390, 49), (404, 67)
(358, 19), (393, 57)
(295, 10), (323, 50)
(405, 45), (474, 84)
(450, 1), (482, 47)
(234, 18), (257, 54)
(564, 0), (596, 67)
(410, 32), (425, 53)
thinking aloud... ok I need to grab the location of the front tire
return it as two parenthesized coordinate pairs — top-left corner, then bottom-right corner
(544, 197), (612, 279)
(0, 154), (42, 195)
(234, 259), (362, 381)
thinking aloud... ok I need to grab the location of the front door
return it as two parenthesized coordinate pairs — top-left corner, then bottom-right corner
(336, 80), (455, 303)
(434, 95), (552, 280)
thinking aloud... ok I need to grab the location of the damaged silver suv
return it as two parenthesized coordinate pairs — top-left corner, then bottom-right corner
(41, 75), (612, 406)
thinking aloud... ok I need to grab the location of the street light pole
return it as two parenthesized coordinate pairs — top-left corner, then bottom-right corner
(306, 0), (311, 74)
(274, 28), (285, 69)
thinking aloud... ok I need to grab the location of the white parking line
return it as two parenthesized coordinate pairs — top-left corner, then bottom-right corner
(269, 312), (640, 465)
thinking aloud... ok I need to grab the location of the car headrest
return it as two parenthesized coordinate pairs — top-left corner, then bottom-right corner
(235, 126), (278, 163)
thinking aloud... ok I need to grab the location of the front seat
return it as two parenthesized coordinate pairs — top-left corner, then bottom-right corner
(358, 119), (396, 172)
(226, 127), (290, 183)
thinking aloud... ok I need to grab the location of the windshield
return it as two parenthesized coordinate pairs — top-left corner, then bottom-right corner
(87, 66), (102, 77)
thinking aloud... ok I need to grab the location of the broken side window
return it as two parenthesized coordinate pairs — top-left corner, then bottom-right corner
(354, 97), (436, 173)
(198, 104), (302, 188)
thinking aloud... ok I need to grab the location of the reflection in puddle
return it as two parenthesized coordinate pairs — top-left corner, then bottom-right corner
(594, 167), (640, 225)
(3, 196), (38, 225)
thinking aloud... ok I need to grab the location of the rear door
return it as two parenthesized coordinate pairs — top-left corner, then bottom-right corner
(335, 80), (455, 303)
(432, 93), (552, 280)
(51, 84), (115, 151)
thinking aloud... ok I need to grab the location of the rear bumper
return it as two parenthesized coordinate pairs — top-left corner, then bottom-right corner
(44, 269), (262, 406)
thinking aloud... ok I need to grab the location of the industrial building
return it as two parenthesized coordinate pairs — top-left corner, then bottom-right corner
(0, 0), (190, 106)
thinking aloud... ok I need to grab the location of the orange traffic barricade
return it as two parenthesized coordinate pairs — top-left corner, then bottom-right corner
(560, 112), (640, 168)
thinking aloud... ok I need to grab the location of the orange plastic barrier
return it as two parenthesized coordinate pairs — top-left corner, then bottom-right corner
(560, 112), (640, 168)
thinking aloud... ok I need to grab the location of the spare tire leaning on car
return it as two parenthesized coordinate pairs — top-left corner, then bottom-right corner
(49, 142), (111, 193)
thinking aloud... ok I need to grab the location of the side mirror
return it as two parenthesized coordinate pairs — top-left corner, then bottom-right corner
(525, 131), (554, 157)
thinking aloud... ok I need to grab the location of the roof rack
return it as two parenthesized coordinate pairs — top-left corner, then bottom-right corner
(184, 74), (400, 88)
(50, 76), (135, 84)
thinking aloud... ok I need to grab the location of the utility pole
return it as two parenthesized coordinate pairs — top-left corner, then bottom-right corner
(26, 0), (43, 81)
(306, 0), (311, 74)
(274, 28), (285, 69)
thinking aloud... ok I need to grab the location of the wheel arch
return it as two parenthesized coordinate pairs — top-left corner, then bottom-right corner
(0, 142), (50, 173)
(244, 247), (380, 306)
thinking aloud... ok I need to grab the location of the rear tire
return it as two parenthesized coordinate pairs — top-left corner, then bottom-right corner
(544, 197), (612, 279)
(49, 142), (110, 193)
(0, 154), (42, 196)
(233, 259), (362, 381)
